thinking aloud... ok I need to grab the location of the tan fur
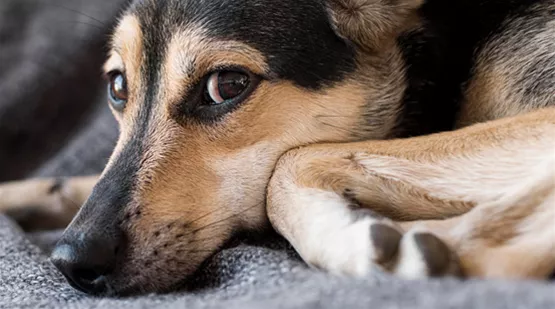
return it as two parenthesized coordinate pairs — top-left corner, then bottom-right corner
(163, 27), (269, 108)
(267, 108), (555, 278)
(103, 15), (146, 173)
(397, 154), (555, 278)
(108, 15), (143, 91)
(458, 8), (555, 127)
(0, 176), (98, 230)
(328, 0), (423, 51)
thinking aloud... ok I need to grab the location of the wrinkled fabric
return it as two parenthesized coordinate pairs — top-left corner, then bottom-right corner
(0, 1), (554, 308)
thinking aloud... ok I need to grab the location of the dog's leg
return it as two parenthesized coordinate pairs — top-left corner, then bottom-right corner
(396, 159), (555, 279)
(0, 175), (98, 230)
(267, 108), (555, 279)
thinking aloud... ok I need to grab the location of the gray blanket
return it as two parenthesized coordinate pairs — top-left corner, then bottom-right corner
(1, 1), (554, 308)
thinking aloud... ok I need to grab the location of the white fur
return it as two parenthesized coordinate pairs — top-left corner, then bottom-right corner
(271, 183), (382, 276)
(291, 188), (375, 276)
(393, 231), (429, 279)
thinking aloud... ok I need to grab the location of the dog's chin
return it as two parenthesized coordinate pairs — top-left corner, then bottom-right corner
(80, 255), (205, 297)
(93, 271), (193, 297)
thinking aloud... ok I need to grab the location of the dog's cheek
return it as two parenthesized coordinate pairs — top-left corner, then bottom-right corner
(110, 223), (220, 293)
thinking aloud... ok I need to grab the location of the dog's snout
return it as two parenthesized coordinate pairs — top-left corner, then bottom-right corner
(51, 231), (121, 295)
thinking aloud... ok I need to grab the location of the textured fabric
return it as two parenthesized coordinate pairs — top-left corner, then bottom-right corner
(0, 1), (554, 308)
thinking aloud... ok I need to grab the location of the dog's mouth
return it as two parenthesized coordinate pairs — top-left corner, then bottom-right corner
(62, 272), (113, 296)
(53, 245), (216, 297)
(52, 214), (247, 297)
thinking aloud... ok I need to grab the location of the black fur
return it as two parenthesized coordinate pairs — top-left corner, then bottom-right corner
(396, 0), (551, 136)
(127, 0), (554, 136)
(131, 0), (356, 90)
(70, 114), (148, 235)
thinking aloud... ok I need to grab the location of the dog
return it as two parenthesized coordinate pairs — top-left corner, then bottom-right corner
(0, 0), (554, 296)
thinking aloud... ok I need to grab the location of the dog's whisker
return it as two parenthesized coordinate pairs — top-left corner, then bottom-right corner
(185, 202), (264, 236)
(186, 236), (220, 245)
(185, 249), (214, 254)
(311, 101), (347, 116)
(59, 195), (84, 212)
(180, 206), (227, 230)
(318, 120), (361, 136)
(47, 3), (108, 27)
(24, 58), (65, 75)
(314, 114), (351, 119)
(179, 196), (262, 229)
(54, 21), (106, 31)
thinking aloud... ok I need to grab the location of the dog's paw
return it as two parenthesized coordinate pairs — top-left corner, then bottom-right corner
(366, 220), (461, 279)
(0, 178), (82, 231)
(392, 230), (461, 278)
(369, 222), (403, 266)
(267, 182), (461, 279)
(299, 207), (461, 279)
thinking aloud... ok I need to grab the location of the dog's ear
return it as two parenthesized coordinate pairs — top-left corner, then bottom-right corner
(327, 0), (424, 51)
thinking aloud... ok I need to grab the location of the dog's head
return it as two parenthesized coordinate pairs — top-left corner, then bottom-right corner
(51, 0), (422, 296)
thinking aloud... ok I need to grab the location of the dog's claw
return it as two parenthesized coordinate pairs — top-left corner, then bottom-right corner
(393, 231), (462, 279)
(412, 232), (454, 276)
(369, 223), (402, 265)
(367, 217), (462, 279)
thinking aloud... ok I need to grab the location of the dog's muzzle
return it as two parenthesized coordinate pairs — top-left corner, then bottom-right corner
(50, 228), (122, 295)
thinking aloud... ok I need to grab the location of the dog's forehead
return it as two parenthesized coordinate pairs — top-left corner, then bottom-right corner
(125, 0), (356, 89)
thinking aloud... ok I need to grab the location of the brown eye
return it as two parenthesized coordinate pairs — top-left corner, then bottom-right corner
(206, 71), (249, 104)
(108, 71), (128, 111)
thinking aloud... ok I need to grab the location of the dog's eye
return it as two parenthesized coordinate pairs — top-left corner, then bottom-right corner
(176, 69), (260, 122)
(108, 71), (128, 111)
(205, 71), (249, 105)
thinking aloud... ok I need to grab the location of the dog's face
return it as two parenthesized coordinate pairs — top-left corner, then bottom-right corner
(53, 0), (421, 295)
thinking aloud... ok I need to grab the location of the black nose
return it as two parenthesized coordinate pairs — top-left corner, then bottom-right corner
(50, 232), (120, 295)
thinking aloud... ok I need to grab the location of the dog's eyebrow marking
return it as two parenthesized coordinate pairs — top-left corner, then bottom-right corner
(162, 27), (269, 106)
(107, 14), (143, 82)
(100, 14), (145, 175)
(103, 52), (124, 73)
(168, 38), (268, 76)
(111, 15), (142, 55)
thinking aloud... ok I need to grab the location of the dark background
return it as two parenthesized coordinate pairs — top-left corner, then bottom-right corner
(0, 0), (127, 181)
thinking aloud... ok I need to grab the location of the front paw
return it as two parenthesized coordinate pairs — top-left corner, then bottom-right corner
(303, 212), (462, 279)
(391, 229), (462, 278)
